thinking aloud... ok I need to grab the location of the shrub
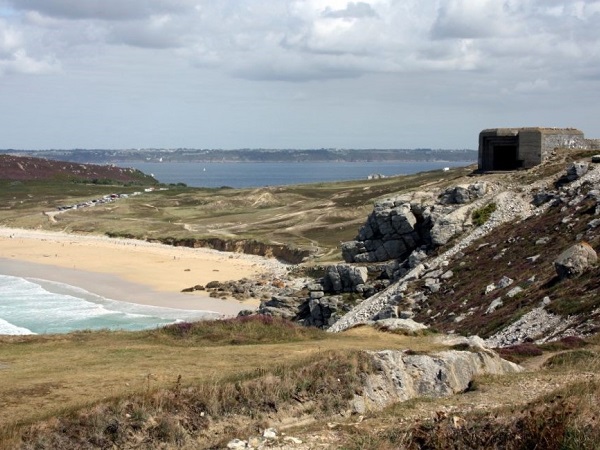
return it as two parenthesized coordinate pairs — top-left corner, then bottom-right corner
(153, 315), (324, 346)
(543, 350), (597, 369)
(472, 202), (497, 226)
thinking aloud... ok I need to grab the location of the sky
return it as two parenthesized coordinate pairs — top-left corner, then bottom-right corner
(0, 0), (599, 150)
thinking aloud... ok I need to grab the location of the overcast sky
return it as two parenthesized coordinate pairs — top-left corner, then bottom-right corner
(0, 0), (599, 150)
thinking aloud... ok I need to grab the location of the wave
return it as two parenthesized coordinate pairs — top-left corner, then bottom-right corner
(0, 317), (35, 335)
(0, 274), (215, 335)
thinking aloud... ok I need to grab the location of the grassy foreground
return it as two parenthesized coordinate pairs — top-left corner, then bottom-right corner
(0, 317), (444, 448)
(2, 318), (600, 449)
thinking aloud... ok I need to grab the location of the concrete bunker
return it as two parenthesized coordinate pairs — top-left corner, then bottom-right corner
(478, 127), (588, 171)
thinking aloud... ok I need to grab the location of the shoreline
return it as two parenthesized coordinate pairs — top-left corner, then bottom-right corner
(0, 227), (289, 316)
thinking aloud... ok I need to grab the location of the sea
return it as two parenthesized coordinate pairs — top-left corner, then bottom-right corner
(1, 160), (474, 335)
(0, 275), (216, 335)
(126, 160), (472, 188)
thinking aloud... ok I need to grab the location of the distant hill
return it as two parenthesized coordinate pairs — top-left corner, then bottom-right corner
(0, 154), (157, 184)
(1, 148), (477, 164)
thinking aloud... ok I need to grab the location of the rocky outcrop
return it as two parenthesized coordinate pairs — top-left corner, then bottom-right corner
(322, 264), (368, 293)
(554, 242), (598, 279)
(341, 183), (490, 263)
(566, 161), (589, 181)
(353, 347), (522, 413)
(329, 190), (534, 333)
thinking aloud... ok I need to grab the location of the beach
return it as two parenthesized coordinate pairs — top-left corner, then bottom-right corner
(0, 227), (288, 316)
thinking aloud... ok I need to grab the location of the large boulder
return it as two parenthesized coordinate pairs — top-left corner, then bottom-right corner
(554, 242), (597, 279)
(566, 162), (589, 181)
(438, 182), (488, 205)
(429, 207), (471, 246)
(353, 348), (522, 413)
(258, 296), (303, 320)
(322, 264), (368, 293)
(343, 198), (424, 263)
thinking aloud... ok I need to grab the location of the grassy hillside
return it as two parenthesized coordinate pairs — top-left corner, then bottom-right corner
(3, 153), (600, 448)
(0, 318), (444, 449)
(0, 160), (474, 262)
(0, 155), (156, 184)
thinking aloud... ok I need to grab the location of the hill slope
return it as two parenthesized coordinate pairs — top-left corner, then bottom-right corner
(0, 154), (156, 184)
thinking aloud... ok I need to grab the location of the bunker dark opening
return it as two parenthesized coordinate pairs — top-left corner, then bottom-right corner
(492, 144), (519, 170)
(480, 136), (519, 171)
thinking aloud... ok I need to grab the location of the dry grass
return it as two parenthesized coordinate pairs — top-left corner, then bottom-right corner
(337, 343), (600, 450)
(0, 319), (444, 448)
(0, 165), (473, 262)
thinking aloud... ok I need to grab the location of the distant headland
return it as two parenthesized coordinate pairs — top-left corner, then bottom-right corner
(0, 148), (476, 164)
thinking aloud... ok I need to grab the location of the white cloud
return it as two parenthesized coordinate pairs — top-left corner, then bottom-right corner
(0, 0), (599, 149)
(7, 0), (193, 21)
(0, 17), (59, 74)
(322, 2), (378, 19)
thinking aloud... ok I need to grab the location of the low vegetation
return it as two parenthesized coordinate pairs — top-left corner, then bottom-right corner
(0, 163), (474, 262)
(337, 342), (600, 450)
(18, 351), (373, 449)
(471, 202), (497, 226)
(0, 321), (440, 449)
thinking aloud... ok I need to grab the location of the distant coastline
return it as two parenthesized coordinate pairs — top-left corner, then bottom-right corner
(0, 148), (477, 164)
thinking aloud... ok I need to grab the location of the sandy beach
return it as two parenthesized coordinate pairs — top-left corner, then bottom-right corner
(0, 227), (289, 315)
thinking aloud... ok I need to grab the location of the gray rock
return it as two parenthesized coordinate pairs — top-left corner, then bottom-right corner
(227, 439), (248, 449)
(506, 286), (523, 298)
(430, 208), (470, 246)
(399, 310), (414, 319)
(588, 218), (600, 229)
(496, 276), (514, 289)
(373, 318), (428, 333)
(424, 278), (441, 293)
(441, 270), (454, 280)
(566, 161), (589, 181)
(310, 291), (324, 299)
(408, 249), (428, 268)
(263, 428), (277, 439)
(554, 242), (598, 279)
(322, 264), (368, 293)
(484, 283), (496, 294)
(355, 349), (521, 412)
(532, 192), (554, 207)
(485, 298), (504, 314)
(374, 305), (398, 320)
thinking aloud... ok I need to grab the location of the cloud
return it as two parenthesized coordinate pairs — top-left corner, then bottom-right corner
(430, 0), (516, 40)
(0, 17), (58, 74)
(5, 0), (192, 21)
(322, 2), (378, 19)
(1, 0), (599, 84)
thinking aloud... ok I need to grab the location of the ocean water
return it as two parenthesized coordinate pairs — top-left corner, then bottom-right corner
(127, 161), (471, 188)
(0, 274), (216, 335)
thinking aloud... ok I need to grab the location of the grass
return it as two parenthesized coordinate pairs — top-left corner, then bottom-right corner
(0, 321), (443, 448)
(16, 350), (373, 449)
(472, 202), (497, 226)
(337, 340), (600, 450)
(0, 165), (473, 263)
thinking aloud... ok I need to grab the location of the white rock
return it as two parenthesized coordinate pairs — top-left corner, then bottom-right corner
(263, 428), (278, 439)
(227, 439), (248, 449)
